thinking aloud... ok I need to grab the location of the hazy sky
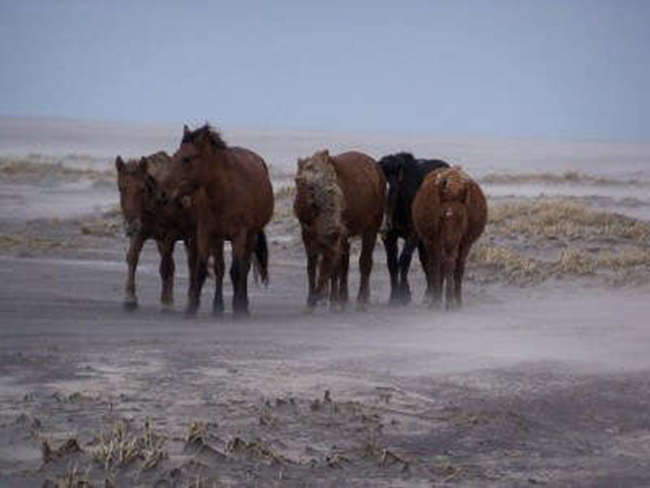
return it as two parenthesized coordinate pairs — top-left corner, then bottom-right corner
(1, 1), (648, 140)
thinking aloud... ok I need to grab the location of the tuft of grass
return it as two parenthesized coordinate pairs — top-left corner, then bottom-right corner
(480, 171), (646, 187)
(488, 198), (650, 242)
(41, 436), (83, 464)
(554, 248), (596, 276)
(92, 420), (166, 471)
(53, 462), (91, 488)
(469, 245), (546, 285)
(273, 185), (295, 201)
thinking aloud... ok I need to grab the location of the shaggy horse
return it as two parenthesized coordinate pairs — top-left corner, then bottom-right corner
(377, 152), (449, 304)
(115, 151), (198, 311)
(160, 124), (273, 316)
(412, 167), (487, 309)
(294, 150), (385, 310)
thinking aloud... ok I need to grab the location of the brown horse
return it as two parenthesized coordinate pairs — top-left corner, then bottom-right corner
(115, 151), (199, 311)
(160, 124), (273, 316)
(412, 166), (487, 309)
(293, 150), (385, 310)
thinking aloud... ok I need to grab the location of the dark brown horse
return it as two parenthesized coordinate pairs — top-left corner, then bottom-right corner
(412, 166), (487, 309)
(293, 150), (385, 310)
(115, 151), (198, 311)
(160, 124), (273, 316)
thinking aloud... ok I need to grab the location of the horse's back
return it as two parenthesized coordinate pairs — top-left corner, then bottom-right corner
(225, 146), (274, 228)
(331, 151), (385, 235)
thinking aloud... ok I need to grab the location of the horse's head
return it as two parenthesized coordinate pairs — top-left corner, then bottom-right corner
(439, 201), (468, 268)
(294, 149), (346, 248)
(377, 152), (415, 234)
(435, 166), (471, 204)
(115, 156), (157, 236)
(162, 123), (228, 201)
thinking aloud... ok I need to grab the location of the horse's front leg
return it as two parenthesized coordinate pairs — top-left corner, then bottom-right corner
(212, 239), (225, 315)
(443, 257), (457, 311)
(302, 229), (320, 310)
(418, 241), (432, 301)
(230, 231), (255, 317)
(186, 229), (210, 317)
(397, 234), (418, 304)
(426, 238), (443, 308)
(184, 236), (197, 299)
(123, 234), (145, 311)
(156, 237), (176, 312)
(337, 239), (350, 309)
(453, 243), (471, 309)
(357, 231), (377, 310)
(314, 240), (339, 307)
(382, 231), (400, 305)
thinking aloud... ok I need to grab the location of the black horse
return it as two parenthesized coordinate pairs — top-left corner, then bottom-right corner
(378, 152), (450, 305)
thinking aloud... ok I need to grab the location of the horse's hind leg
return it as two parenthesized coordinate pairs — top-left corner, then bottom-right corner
(187, 232), (210, 317)
(212, 239), (225, 315)
(397, 235), (418, 304)
(124, 234), (145, 311)
(156, 237), (176, 312)
(357, 232), (377, 310)
(230, 231), (255, 317)
(338, 240), (350, 309)
(382, 231), (400, 305)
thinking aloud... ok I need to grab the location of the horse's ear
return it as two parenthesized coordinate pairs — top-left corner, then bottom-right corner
(397, 163), (405, 184)
(138, 157), (148, 174)
(322, 149), (330, 159)
(183, 124), (190, 135)
(115, 156), (125, 172)
(297, 157), (306, 170)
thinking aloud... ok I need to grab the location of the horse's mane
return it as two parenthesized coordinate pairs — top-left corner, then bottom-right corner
(182, 124), (228, 150)
(122, 152), (171, 182)
(378, 152), (417, 176)
(295, 151), (346, 236)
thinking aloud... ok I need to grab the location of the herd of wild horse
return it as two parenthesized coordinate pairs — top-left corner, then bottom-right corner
(115, 124), (487, 316)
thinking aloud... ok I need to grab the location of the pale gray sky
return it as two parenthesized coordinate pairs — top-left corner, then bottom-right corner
(1, 0), (648, 140)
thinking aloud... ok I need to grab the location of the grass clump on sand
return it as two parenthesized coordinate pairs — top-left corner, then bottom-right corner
(479, 171), (646, 187)
(469, 245), (546, 285)
(0, 156), (113, 183)
(489, 198), (650, 242)
(469, 197), (650, 285)
(49, 462), (91, 488)
(92, 420), (166, 471)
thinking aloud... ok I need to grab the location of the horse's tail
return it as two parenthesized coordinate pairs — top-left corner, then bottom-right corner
(252, 230), (269, 286)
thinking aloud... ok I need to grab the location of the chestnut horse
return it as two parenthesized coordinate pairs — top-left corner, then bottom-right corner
(115, 152), (198, 311)
(160, 124), (273, 316)
(412, 167), (487, 309)
(294, 150), (385, 310)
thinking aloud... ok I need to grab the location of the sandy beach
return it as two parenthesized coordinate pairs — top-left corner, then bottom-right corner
(1, 118), (650, 486)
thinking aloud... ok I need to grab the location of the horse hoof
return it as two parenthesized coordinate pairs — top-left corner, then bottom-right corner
(213, 302), (224, 316)
(123, 300), (138, 312)
(356, 302), (368, 313)
(160, 303), (174, 313)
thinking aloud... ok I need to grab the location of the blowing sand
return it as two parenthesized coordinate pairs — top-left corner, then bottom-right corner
(1, 122), (650, 486)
